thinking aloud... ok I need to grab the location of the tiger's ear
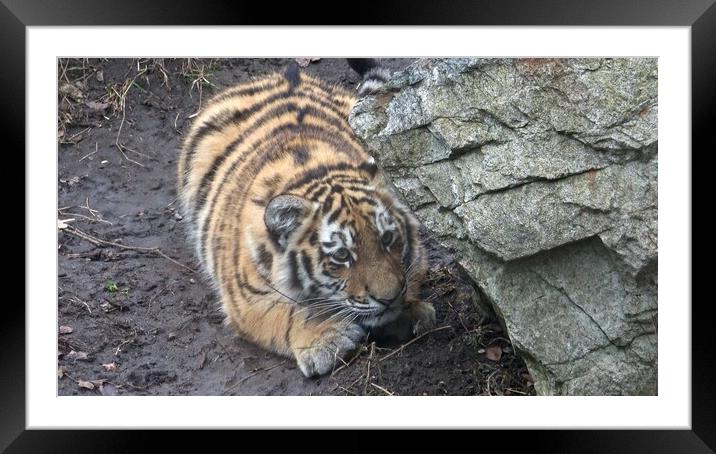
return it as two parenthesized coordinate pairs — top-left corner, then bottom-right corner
(264, 194), (313, 245)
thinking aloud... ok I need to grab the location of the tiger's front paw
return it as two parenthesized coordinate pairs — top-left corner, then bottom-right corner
(294, 324), (366, 377)
(409, 300), (436, 336)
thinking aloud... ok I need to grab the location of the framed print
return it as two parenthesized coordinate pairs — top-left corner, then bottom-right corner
(10, 0), (712, 451)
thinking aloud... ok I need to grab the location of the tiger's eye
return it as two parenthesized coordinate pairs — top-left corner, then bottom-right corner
(332, 247), (351, 262)
(381, 231), (394, 247)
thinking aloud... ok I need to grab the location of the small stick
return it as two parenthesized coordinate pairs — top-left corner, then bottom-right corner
(58, 210), (113, 226)
(506, 388), (527, 395)
(378, 325), (452, 362)
(79, 142), (99, 162)
(63, 225), (197, 274)
(62, 127), (91, 144)
(174, 112), (182, 134)
(364, 342), (375, 395)
(224, 360), (286, 394)
(114, 338), (133, 356)
(370, 383), (394, 396)
(330, 343), (366, 377)
(337, 386), (356, 396)
(214, 337), (235, 364)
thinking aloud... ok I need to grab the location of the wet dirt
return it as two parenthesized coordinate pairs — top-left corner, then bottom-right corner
(57, 58), (535, 396)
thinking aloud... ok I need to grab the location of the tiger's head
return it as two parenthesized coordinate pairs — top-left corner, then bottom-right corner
(263, 165), (424, 328)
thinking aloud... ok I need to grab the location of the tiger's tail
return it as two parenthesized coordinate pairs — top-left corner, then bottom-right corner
(347, 58), (391, 97)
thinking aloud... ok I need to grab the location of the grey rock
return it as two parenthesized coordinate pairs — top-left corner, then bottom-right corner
(350, 58), (658, 395)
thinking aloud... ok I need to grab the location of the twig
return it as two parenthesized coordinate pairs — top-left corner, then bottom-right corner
(330, 343), (367, 377)
(214, 337), (235, 364)
(79, 142), (99, 162)
(58, 209), (113, 226)
(224, 361), (286, 394)
(113, 67), (148, 167)
(370, 383), (394, 396)
(337, 386), (356, 396)
(174, 112), (182, 134)
(61, 127), (91, 145)
(364, 342), (375, 395)
(84, 196), (101, 218)
(63, 225), (197, 274)
(378, 325), (453, 362)
(114, 338), (134, 355)
(506, 388), (527, 395)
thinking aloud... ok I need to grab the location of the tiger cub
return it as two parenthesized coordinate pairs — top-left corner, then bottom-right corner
(177, 59), (435, 377)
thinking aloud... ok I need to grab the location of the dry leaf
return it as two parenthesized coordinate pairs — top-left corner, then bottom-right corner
(67, 350), (89, 361)
(57, 219), (74, 230)
(78, 380), (95, 390)
(102, 362), (118, 372)
(59, 82), (85, 102)
(86, 101), (109, 112)
(59, 325), (73, 334)
(57, 366), (67, 378)
(295, 57), (320, 67)
(485, 344), (503, 362)
(91, 379), (108, 388)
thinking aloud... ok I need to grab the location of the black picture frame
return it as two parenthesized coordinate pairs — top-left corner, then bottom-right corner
(9, 0), (712, 451)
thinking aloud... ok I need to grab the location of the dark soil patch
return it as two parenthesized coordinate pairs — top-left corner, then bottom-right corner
(57, 58), (535, 396)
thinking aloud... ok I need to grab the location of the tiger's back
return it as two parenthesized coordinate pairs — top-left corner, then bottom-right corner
(178, 61), (435, 377)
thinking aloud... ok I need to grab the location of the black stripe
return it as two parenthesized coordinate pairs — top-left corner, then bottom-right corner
(257, 243), (273, 273)
(296, 107), (307, 123)
(284, 163), (356, 193)
(327, 198), (346, 224)
(300, 251), (315, 281)
(292, 147), (310, 165)
(351, 195), (379, 206)
(242, 270), (270, 296)
(263, 174), (282, 190)
(309, 185), (328, 201)
(322, 194), (335, 215)
(284, 63), (301, 90)
(285, 305), (295, 347)
(300, 173), (361, 197)
(402, 215), (415, 269)
(287, 251), (302, 289)
(239, 279), (271, 296)
(359, 160), (378, 178)
(213, 78), (284, 103)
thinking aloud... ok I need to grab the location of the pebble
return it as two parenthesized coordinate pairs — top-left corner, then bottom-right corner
(189, 278), (195, 284)
(174, 213), (183, 220)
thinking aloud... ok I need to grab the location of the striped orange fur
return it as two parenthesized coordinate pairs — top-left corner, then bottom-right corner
(177, 63), (434, 377)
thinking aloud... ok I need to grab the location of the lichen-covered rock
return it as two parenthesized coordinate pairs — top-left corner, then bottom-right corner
(349, 58), (657, 395)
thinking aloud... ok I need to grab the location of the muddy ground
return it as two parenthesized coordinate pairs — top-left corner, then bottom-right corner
(57, 58), (535, 396)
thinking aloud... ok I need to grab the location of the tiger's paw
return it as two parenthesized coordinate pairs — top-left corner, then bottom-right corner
(294, 324), (366, 377)
(409, 300), (436, 336)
